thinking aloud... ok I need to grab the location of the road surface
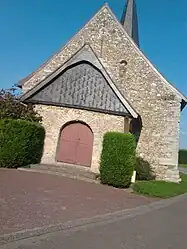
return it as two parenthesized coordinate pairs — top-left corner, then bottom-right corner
(179, 167), (187, 174)
(2, 194), (187, 249)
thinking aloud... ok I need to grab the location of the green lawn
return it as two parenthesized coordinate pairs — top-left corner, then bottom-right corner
(133, 173), (187, 199)
(179, 164), (187, 168)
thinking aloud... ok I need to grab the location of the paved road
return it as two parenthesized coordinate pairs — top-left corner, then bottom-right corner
(3, 195), (187, 249)
(179, 167), (187, 174)
(0, 169), (154, 235)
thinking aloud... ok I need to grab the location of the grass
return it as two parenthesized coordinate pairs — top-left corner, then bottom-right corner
(133, 173), (187, 199)
(179, 164), (187, 168)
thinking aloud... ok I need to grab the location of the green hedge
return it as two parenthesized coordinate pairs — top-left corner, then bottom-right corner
(0, 119), (45, 168)
(100, 132), (136, 188)
(179, 149), (187, 164)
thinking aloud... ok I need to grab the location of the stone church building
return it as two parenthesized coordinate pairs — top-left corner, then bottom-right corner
(19, 0), (187, 182)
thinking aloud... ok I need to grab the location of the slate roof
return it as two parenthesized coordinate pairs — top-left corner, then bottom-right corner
(26, 62), (129, 116)
(21, 45), (138, 118)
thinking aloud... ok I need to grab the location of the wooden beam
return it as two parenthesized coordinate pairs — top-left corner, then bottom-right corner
(124, 117), (132, 133)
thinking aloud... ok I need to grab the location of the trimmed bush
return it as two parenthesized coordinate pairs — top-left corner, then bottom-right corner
(100, 132), (136, 188)
(179, 149), (187, 165)
(135, 157), (155, 181)
(0, 119), (45, 168)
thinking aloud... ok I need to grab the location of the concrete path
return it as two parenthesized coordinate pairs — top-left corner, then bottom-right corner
(2, 193), (187, 249)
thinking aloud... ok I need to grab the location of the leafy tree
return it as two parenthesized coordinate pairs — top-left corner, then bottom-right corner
(0, 87), (42, 122)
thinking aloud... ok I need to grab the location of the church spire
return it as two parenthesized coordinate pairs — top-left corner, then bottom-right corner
(121, 0), (139, 47)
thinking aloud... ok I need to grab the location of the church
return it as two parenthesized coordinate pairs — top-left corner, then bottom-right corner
(18, 0), (187, 182)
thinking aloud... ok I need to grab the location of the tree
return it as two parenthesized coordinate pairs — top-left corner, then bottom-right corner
(0, 87), (42, 123)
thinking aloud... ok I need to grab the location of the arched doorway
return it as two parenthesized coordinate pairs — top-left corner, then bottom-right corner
(57, 122), (94, 167)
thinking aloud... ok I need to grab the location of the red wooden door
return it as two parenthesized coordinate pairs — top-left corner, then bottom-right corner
(57, 123), (93, 167)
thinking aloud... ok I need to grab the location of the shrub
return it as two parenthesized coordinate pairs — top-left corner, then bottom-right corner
(135, 157), (155, 181)
(100, 132), (136, 188)
(179, 149), (187, 165)
(0, 119), (45, 168)
(0, 88), (42, 122)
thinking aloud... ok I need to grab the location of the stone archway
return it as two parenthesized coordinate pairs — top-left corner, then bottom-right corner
(57, 122), (94, 167)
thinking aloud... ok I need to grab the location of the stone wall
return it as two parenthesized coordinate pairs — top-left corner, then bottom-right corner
(35, 104), (124, 173)
(23, 6), (182, 182)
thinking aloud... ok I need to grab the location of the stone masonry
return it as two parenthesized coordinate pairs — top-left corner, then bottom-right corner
(21, 6), (183, 182)
(35, 105), (124, 173)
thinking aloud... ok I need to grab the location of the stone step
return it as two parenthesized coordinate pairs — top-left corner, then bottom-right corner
(18, 163), (99, 183)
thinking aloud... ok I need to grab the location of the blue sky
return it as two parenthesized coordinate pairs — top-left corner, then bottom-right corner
(0, 0), (187, 147)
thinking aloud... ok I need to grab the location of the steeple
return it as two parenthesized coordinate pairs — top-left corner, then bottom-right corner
(121, 0), (139, 47)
